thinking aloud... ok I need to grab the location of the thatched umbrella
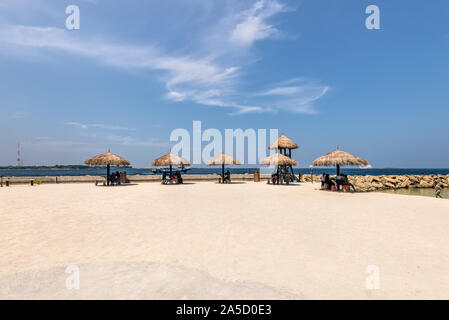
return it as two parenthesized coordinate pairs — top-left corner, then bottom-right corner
(85, 150), (130, 186)
(269, 134), (299, 157)
(151, 153), (190, 176)
(312, 146), (368, 176)
(260, 153), (297, 166)
(206, 154), (241, 183)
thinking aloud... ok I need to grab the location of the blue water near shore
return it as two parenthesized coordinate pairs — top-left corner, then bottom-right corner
(1, 167), (449, 177)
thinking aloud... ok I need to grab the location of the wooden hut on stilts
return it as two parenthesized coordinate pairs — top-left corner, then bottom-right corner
(260, 153), (297, 184)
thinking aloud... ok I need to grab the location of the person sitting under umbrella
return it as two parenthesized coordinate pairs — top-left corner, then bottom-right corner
(223, 170), (231, 184)
(333, 174), (343, 191)
(341, 174), (356, 192)
(175, 170), (183, 184)
(85, 149), (130, 186)
(324, 174), (334, 190)
(161, 171), (168, 184)
(320, 173), (326, 189)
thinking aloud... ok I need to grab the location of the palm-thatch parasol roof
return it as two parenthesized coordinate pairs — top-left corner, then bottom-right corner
(268, 134), (299, 150)
(151, 153), (190, 166)
(85, 150), (130, 186)
(260, 153), (297, 166)
(206, 154), (241, 166)
(312, 146), (368, 167)
(85, 151), (130, 166)
(206, 153), (241, 183)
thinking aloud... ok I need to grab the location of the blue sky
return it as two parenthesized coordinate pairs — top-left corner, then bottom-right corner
(0, 0), (448, 167)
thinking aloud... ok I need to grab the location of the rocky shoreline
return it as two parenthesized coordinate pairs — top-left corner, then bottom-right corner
(302, 174), (449, 192)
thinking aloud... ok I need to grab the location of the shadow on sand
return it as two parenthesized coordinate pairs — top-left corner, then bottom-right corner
(96, 183), (139, 187)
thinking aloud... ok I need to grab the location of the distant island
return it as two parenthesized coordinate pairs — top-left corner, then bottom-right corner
(0, 165), (132, 169)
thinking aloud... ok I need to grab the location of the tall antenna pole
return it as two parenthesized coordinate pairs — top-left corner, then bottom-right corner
(16, 142), (21, 167)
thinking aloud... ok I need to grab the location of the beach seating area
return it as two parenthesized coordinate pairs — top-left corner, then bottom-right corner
(4, 134), (445, 198)
(70, 135), (370, 191)
(2, 135), (448, 299)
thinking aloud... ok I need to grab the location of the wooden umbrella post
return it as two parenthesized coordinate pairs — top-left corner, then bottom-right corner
(310, 166), (313, 184)
(336, 164), (340, 176)
(151, 153), (191, 184)
(107, 164), (110, 186)
(206, 153), (241, 184)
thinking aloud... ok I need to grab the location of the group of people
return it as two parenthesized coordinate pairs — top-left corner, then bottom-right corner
(162, 171), (183, 184)
(320, 173), (356, 192)
(221, 170), (231, 183)
(108, 171), (122, 186)
(270, 167), (297, 185)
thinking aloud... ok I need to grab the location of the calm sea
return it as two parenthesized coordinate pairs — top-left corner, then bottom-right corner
(1, 168), (449, 177)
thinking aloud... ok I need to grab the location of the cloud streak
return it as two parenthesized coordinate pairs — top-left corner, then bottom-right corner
(65, 122), (136, 131)
(230, 0), (286, 47)
(107, 135), (169, 148)
(0, 0), (328, 115)
(255, 79), (329, 113)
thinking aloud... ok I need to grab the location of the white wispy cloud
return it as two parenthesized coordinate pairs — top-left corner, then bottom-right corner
(0, 108), (29, 119)
(66, 122), (88, 129)
(258, 86), (306, 96)
(230, 0), (286, 47)
(65, 122), (135, 131)
(91, 124), (136, 131)
(24, 137), (99, 154)
(27, 134), (167, 154)
(107, 135), (169, 148)
(166, 91), (186, 102)
(0, 24), (251, 111)
(0, 0), (328, 115)
(255, 79), (329, 113)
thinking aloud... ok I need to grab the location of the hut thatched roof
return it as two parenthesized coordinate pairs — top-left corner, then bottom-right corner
(151, 153), (190, 166)
(268, 134), (299, 150)
(85, 151), (130, 166)
(312, 146), (368, 167)
(260, 153), (297, 166)
(206, 154), (241, 166)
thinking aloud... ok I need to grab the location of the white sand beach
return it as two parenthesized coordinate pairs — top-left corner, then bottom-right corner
(1, 182), (448, 299)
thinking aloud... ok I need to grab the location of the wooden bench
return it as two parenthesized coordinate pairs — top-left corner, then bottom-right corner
(95, 177), (107, 186)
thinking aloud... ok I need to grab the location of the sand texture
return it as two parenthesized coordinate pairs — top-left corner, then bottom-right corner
(1, 182), (448, 299)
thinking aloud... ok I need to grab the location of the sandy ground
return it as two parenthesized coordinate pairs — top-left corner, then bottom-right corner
(0, 182), (448, 299)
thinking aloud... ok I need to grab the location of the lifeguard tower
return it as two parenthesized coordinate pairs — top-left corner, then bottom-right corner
(268, 134), (299, 182)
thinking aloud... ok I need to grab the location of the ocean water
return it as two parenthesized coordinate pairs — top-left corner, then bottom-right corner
(1, 167), (449, 177)
(379, 188), (449, 199)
